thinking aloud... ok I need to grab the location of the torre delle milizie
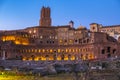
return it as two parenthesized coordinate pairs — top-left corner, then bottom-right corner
(0, 7), (120, 61)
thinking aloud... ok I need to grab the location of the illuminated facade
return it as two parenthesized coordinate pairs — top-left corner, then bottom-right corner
(0, 7), (120, 61)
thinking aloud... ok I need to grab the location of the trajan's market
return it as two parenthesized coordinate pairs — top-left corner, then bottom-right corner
(0, 7), (120, 61)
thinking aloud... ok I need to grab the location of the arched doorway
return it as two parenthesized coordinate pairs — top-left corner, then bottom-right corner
(107, 54), (111, 58)
(85, 54), (88, 60)
(45, 55), (49, 60)
(113, 49), (116, 54)
(15, 55), (22, 60)
(75, 54), (78, 60)
(61, 54), (64, 60)
(53, 54), (56, 60)
(19, 55), (23, 60)
(38, 57), (41, 60)
(68, 54), (71, 60)
(107, 47), (111, 53)
(31, 55), (35, 60)
(81, 54), (83, 60)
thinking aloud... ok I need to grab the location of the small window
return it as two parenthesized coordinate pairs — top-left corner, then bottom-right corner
(75, 40), (77, 42)
(92, 27), (95, 30)
(40, 41), (43, 43)
(107, 47), (111, 53)
(65, 40), (67, 42)
(113, 49), (116, 54)
(47, 41), (49, 43)
(107, 54), (111, 58)
(53, 41), (54, 43)
(101, 49), (105, 54)
(87, 39), (89, 43)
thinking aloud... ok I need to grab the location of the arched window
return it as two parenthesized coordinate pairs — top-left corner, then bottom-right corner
(107, 47), (111, 53)
(45, 55), (49, 60)
(81, 54), (83, 59)
(61, 54), (64, 60)
(113, 49), (116, 54)
(87, 39), (89, 43)
(68, 54), (71, 60)
(75, 55), (78, 60)
(107, 54), (111, 58)
(31, 55), (35, 60)
(101, 49), (105, 54)
(53, 54), (56, 60)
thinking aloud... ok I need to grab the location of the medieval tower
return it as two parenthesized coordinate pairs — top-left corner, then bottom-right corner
(39, 6), (51, 26)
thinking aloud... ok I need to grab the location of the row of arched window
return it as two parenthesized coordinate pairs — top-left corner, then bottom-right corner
(20, 48), (93, 53)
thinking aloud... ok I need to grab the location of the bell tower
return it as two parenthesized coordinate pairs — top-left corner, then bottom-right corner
(39, 6), (51, 26)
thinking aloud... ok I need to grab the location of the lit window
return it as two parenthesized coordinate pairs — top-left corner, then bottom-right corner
(47, 49), (49, 52)
(26, 49), (27, 53)
(35, 49), (37, 53)
(72, 49), (75, 52)
(40, 36), (43, 39)
(69, 40), (73, 42)
(29, 30), (32, 33)
(58, 49), (60, 53)
(38, 49), (41, 52)
(83, 49), (85, 52)
(81, 49), (83, 52)
(34, 30), (36, 33)
(32, 49), (34, 52)
(50, 49), (53, 53)
(25, 34), (28, 37)
(69, 49), (71, 52)
(66, 49), (68, 52)
(79, 49), (81, 52)
(55, 36), (57, 39)
(53, 36), (54, 39)
(59, 40), (62, 43)
(50, 36), (51, 39)
(76, 49), (78, 52)
(42, 49), (45, 53)
(28, 49), (30, 53)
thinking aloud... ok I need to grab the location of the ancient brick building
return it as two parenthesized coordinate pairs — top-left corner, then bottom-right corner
(0, 7), (120, 61)
(90, 23), (120, 40)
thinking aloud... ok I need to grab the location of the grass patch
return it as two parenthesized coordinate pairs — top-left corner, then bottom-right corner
(0, 71), (77, 80)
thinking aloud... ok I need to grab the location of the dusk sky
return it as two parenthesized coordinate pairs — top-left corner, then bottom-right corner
(0, 0), (120, 30)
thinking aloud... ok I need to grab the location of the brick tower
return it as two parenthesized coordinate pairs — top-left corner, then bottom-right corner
(39, 6), (51, 26)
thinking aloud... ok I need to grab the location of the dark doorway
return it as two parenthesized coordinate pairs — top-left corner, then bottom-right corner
(61, 54), (64, 60)
(45, 55), (49, 60)
(75, 55), (78, 60)
(102, 62), (108, 68)
(81, 54), (83, 59)
(31, 55), (35, 60)
(53, 54), (56, 60)
(68, 54), (71, 60)
(107, 47), (111, 53)
(20, 55), (23, 60)
(101, 49), (105, 54)
(113, 49), (116, 54)
(107, 54), (111, 58)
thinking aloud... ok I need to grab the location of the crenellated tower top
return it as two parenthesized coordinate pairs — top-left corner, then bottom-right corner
(39, 6), (51, 27)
